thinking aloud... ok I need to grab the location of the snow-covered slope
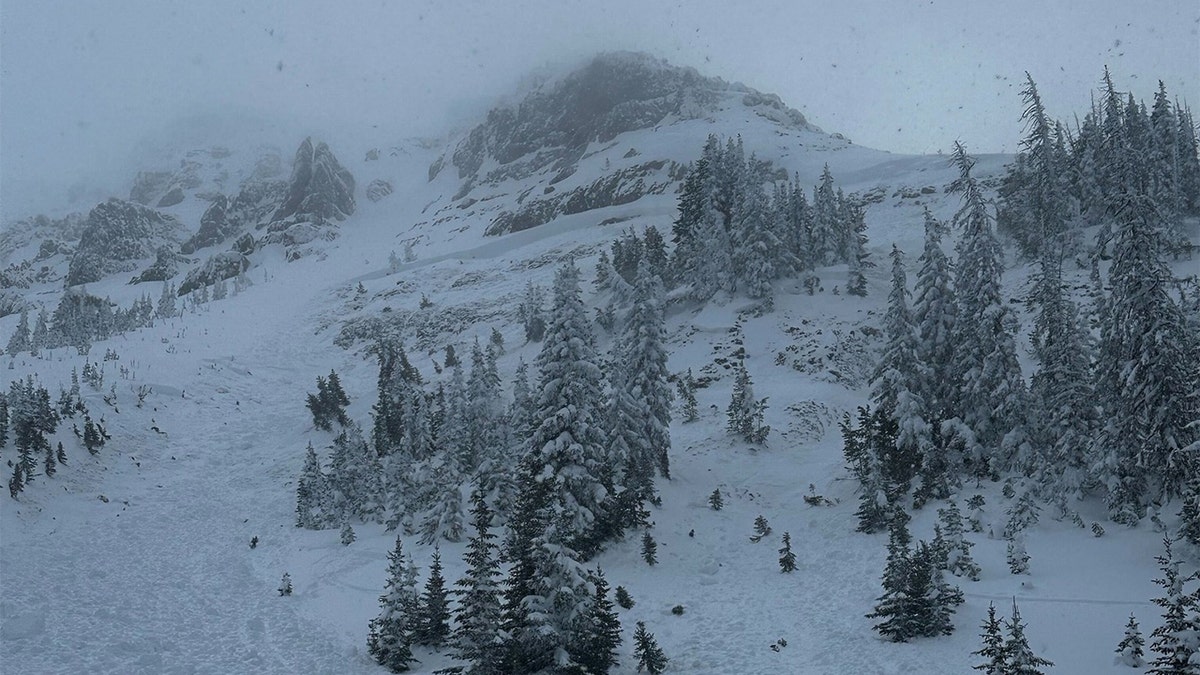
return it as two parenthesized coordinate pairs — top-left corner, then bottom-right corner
(1, 53), (1193, 675)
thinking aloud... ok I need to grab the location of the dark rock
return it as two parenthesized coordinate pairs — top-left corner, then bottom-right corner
(232, 233), (255, 256)
(156, 187), (185, 208)
(177, 251), (250, 296)
(181, 195), (231, 254)
(366, 179), (393, 202)
(270, 138), (356, 224)
(130, 246), (180, 284)
(486, 161), (672, 235)
(129, 171), (172, 205)
(66, 199), (186, 287)
(365, 148), (380, 161)
(435, 52), (815, 186)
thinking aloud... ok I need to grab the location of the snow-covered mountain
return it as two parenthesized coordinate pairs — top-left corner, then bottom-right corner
(1, 52), (1195, 675)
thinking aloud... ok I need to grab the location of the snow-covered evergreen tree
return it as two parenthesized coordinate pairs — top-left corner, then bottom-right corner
(936, 501), (980, 581)
(949, 143), (1027, 477)
(574, 568), (622, 675)
(1094, 146), (1200, 522)
(527, 260), (614, 558)
(621, 263), (673, 481)
(295, 443), (329, 528)
(327, 424), (385, 523)
(7, 308), (30, 356)
(1004, 600), (1054, 675)
(453, 490), (502, 672)
(368, 536), (418, 673)
(727, 362), (768, 445)
(779, 531), (797, 573)
(972, 603), (1007, 674)
(1114, 612), (1145, 667)
(1148, 537), (1200, 674)
(414, 546), (450, 647)
(632, 621), (669, 675)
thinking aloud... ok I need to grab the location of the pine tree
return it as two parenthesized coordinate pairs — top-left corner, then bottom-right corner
(708, 488), (724, 511)
(949, 143), (1026, 476)
(527, 260), (614, 558)
(678, 369), (698, 423)
(7, 308), (30, 355)
(621, 263), (673, 481)
(633, 621), (669, 675)
(641, 531), (658, 566)
(296, 442), (330, 529)
(453, 490), (502, 671)
(1094, 139), (1200, 522)
(1115, 613), (1145, 667)
(779, 532), (797, 573)
(368, 537), (418, 672)
(972, 603), (1008, 674)
(615, 586), (634, 609)
(867, 509), (915, 641)
(340, 522), (356, 545)
(157, 281), (176, 319)
(812, 164), (839, 266)
(871, 245), (927, 499)
(1027, 247), (1094, 498)
(1148, 537), (1200, 674)
(846, 203), (872, 296)
(574, 568), (622, 675)
(1004, 600), (1053, 674)
(278, 572), (293, 596)
(1007, 536), (1030, 575)
(727, 362), (768, 444)
(937, 501), (980, 581)
(414, 546), (451, 647)
(327, 424), (384, 523)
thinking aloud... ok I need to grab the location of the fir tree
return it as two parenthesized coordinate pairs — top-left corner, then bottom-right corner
(415, 546), (451, 647)
(677, 369), (699, 423)
(779, 532), (797, 573)
(278, 572), (293, 596)
(641, 531), (658, 566)
(708, 488), (724, 511)
(846, 204), (872, 297)
(633, 621), (669, 675)
(368, 537), (419, 672)
(1115, 613), (1145, 667)
(949, 143), (1026, 476)
(340, 522), (356, 545)
(727, 362), (769, 444)
(937, 501), (981, 581)
(574, 568), (622, 675)
(327, 424), (385, 523)
(1094, 143), (1200, 521)
(296, 442), (330, 529)
(1007, 536), (1030, 575)
(1004, 600), (1053, 675)
(972, 603), (1008, 674)
(1148, 537), (1200, 674)
(527, 260), (614, 558)
(453, 490), (502, 671)
(615, 586), (634, 609)
(867, 509), (915, 641)
(6, 308), (30, 355)
(621, 263), (673, 481)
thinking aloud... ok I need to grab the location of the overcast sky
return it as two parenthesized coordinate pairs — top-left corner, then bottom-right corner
(2, 0), (1197, 221)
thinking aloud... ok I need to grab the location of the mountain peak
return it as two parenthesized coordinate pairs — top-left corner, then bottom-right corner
(434, 52), (818, 184)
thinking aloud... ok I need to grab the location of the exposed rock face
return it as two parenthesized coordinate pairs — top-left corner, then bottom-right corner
(434, 51), (815, 185)
(177, 250), (250, 296)
(129, 171), (173, 205)
(366, 179), (393, 202)
(487, 160), (677, 235)
(130, 246), (181, 284)
(270, 138), (356, 224)
(180, 178), (288, 254)
(66, 199), (187, 287)
(156, 186), (185, 208)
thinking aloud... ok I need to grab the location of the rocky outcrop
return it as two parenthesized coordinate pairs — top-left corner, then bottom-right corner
(180, 178), (288, 254)
(433, 52), (815, 185)
(486, 160), (676, 235)
(366, 179), (393, 202)
(129, 171), (173, 205)
(66, 199), (187, 287)
(269, 138), (356, 224)
(130, 246), (181, 284)
(177, 250), (250, 296)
